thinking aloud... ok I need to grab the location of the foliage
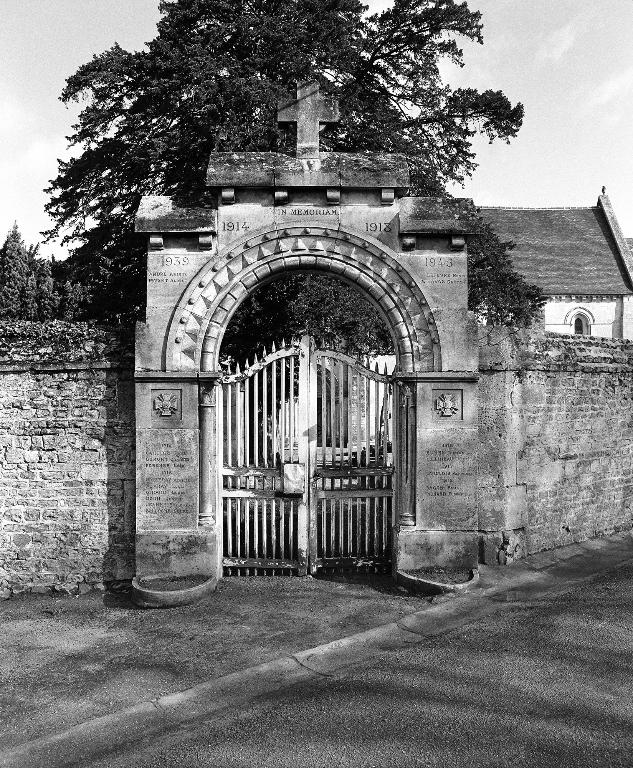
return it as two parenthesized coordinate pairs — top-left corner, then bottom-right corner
(0, 225), (54, 321)
(221, 273), (393, 364)
(45, 0), (524, 323)
(468, 219), (545, 326)
(0, 224), (90, 322)
(0, 319), (134, 363)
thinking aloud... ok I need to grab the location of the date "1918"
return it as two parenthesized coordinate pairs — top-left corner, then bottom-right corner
(365, 222), (392, 233)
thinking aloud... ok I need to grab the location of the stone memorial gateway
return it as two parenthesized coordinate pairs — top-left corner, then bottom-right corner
(133, 82), (479, 594)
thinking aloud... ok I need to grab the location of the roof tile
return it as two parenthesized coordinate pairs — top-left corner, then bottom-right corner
(481, 206), (632, 295)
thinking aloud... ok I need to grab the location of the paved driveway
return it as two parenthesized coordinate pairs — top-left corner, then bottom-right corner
(92, 563), (633, 768)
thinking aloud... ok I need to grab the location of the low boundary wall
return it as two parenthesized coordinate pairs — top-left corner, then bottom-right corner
(479, 328), (633, 564)
(1, 323), (631, 594)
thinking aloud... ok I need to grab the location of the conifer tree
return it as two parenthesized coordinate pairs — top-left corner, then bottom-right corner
(21, 272), (39, 321)
(34, 260), (57, 321)
(0, 224), (30, 319)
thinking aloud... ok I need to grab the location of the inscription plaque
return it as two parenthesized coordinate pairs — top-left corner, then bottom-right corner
(138, 429), (199, 530)
(420, 438), (477, 528)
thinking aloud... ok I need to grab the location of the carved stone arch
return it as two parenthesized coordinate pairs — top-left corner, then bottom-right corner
(564, 305), (595, 325)
(165, 225), (441, 373)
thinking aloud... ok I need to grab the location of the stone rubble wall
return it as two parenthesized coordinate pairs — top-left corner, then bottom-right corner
(479, 328), (633, 564)
(0, 322), (135, 597)
(2, 322), (632, 595)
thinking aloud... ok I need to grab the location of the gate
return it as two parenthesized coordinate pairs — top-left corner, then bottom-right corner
(219, 337), (394, 575)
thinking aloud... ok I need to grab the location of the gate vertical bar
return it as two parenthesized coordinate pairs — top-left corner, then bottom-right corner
(307, 340), (318, 574)
(280, 356), (286, 463)
(296, 335), (310, 575)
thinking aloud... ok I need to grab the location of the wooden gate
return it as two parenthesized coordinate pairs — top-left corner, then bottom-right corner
(219, 337), (394, 575)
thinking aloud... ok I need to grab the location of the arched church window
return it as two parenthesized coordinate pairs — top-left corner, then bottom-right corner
(573, 314), (589, 335)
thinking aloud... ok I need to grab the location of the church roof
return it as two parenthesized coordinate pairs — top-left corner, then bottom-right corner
(481, 198), (633, 295)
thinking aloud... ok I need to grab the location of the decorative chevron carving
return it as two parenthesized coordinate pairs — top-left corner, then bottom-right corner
(166, 225), (441, 373)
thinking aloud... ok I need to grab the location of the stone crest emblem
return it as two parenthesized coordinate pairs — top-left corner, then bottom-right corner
(434, 392), (459, 418)
(153, 392), (179, 417)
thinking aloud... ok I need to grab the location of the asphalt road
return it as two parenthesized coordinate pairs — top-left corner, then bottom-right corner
(92, 564), (633, 768)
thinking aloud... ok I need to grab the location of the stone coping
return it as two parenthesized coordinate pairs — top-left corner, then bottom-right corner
(392, 371), (479, 382)
(136, 196), (217, 233)
(0, 361), (131, 373)
(205, 151), (410, 189)
(134, 371), (221, 381)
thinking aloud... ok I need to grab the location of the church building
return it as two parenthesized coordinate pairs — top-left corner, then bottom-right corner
(482, 193), (633, 340)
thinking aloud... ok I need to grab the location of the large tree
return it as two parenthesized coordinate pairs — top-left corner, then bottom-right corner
(45, 0), (528, 324)
(0, 224), (67, 321)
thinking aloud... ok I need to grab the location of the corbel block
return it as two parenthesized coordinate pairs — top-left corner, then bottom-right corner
(198, 233), (214, 251)
(149, 234), (164, 251)
(326, 188), (341, 205)
(221, 187), (235, 205)
(381, 188), (395, 205)
(274, 188), (289, 205)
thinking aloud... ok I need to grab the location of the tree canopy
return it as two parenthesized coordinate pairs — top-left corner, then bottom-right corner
(467, 219), (545, 326)
(0, 224), (87, 322)
(221, 273), (394, 365)
(45, 0), (531, 326)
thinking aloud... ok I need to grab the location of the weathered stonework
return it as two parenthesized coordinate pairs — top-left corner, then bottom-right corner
(0, 323), (135, 596)
(478, 328), (633, 562)
(0, 323), (631, 594)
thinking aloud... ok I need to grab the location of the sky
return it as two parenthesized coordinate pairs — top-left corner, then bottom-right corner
(0, 0), (631, 258)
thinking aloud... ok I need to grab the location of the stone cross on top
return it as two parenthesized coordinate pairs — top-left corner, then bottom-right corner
(277, 81), (339, 159)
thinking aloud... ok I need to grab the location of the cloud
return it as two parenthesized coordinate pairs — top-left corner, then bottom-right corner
(536, 22), (576, 63)
(588, 65), (633, 107)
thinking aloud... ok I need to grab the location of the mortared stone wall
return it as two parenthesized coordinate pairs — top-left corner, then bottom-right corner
(0, 323), (135, 598)
(1, 322), (632, 596)
(479, 328), (633, 564)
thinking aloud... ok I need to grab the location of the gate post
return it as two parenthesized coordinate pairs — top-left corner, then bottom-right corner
(395, 381), (417, 528)
(394, 373), (479, 572)
(296, 335), (312, 574)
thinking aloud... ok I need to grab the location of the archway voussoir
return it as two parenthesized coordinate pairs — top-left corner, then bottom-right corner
(392, 321), (408, 338)
(281, 255), (302, 270)
(313, 256), (332, 271)
(328, 261), (346, 275)
(214, 307), (229, 324)
(386, 307), (403, 327)
(355, 274), (374, 291)
(298, 255), (318, 269)
(380, 294), (396, 312)
(218, 296), (234, 313)
(240, 273), (258, 290)
(398, 353), (414, 372)
(252, 264), (272, 280)
(342, 265), (361, 282)
(368, 284), (386, 300)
